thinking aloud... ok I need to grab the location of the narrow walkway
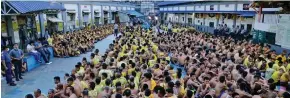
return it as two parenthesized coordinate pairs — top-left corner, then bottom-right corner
(1, 35), (116, 98)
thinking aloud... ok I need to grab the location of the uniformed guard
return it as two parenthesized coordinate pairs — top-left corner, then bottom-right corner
(9, 43), (24, 81)
(1, 46), (16, 86)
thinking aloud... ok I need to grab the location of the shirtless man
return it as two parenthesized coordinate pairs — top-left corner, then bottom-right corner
(66, 77), (81, 97)
(64, 86), (78, 98)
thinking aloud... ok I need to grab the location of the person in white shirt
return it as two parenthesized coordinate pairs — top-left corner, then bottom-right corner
(27, 41), (41, 62)
(167, 22), (172, 35)
(114, 23), (119, 37)
(126, 22), (129, 32)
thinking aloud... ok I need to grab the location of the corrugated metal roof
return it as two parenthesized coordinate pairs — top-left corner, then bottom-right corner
(7, 1), (65, 13)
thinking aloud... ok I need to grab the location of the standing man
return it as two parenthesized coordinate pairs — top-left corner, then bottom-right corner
(167, 22), (172, 35)
(1, 46), (16, 86)
(114, 23), (119, 37)
(126, 21), (129, 32)
(9, 43), (24, 81)
(130, 21), (134, 32)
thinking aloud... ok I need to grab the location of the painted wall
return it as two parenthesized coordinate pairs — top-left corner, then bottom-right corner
(179, 6), (186, 11)
(187, 6), (194, 11)
(64, 4), (78, 29)
(195, 17), (203, 25)
(81, 5), (91, 26)
(219, 17), (233, 29)
(173, 7), (178, 11)
(253, 14), (290, 49)
(167, 13), (175, 22)
(111, 6), (116, 11)
(236, 17), (254, 29)
(237, 3), (254, 11)
(204, 16), (216, 27)
(220, 4), (235, 11)
(195, 5), (205, 11)
(206, 5), (218, 11)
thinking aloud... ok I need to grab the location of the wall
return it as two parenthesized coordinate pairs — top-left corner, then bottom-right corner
(206, 5), (218, 11)
(220, 4), (235, 11)
(204, 15), (216, 27)
(219, 17), (233, 29)
(253, 14), (290, 49)
(195, 17), (203, 25)
(81, 5), (91, 27)
(187, 6), (194, 11)
(195, 5), (205, 11)
(179, 6), (186, 11)
(236, 16), (254, 29)
(167, 13), (175, 22)
(64, 4), (78, 29)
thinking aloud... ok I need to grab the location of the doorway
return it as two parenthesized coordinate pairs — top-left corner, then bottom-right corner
(246, 24), (252, 32)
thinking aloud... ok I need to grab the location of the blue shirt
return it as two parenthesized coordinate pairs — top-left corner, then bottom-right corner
(1, 51), (11, 63)
(9, 49), (23, 60)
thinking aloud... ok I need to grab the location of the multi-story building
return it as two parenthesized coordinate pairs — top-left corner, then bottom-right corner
(1, 1), (136, 49)
(159, 1), (290, 49)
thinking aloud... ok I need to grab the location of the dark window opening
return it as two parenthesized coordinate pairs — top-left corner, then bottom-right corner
(209, 22), (214, 27)
(210, 5), (214, 10)
(243, 4), (249, 10)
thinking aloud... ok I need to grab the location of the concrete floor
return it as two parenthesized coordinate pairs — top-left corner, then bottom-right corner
(1, 34), (116, 98)
(1, 33), (187, 98)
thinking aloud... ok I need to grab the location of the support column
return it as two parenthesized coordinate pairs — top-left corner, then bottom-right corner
(233, 2), (238, 27)
(5, 16), (16, 43)
(185, 13), (187, 25)
(109, 6), (112, 24)
(216, 2), (220, 27)
(61, 3), (67, 33)
(78, 3), (82, 29)
(62, 11), (67, 33)
(91, 4), (94, 25)
(100, 5), (103, 25)
(39, 13), (45, 37)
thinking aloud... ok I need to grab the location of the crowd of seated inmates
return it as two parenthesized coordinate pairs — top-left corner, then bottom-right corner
(50, 24), (119, 58)
(25, 24), (290, 98)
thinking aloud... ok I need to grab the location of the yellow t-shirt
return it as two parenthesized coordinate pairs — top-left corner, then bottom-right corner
(150, 79), (156, 91)
(243, 57), (250, 67)
(94, 84), (103, 93)
(286, 64), (290, 72)
(271, 71), (280, 83)
(273, 64), (280, 71)
(47, 38), (53, 46)
(280, 73), (289, 82)
(80, 81), (89, 90)
(276, 55), (287, 62)
(92, 57), (99, 65)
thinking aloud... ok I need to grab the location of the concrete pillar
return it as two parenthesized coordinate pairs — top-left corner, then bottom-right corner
(39, 13), (45, 37)
(185, 13), (187, 25)
(91, 4), (94, 25)
(100, 5), (103, 25)
(109, 6), (112, 24)
(62, 11), (67, 33)
(78, 3), (82, 28)
(217, 2), (220, 27)
(5, 16), (16, 43)
(61, 3), (67, 33)
(233, 2), (238, 27)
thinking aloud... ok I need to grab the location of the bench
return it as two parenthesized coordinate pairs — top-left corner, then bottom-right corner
(24, 47), (54, 71)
